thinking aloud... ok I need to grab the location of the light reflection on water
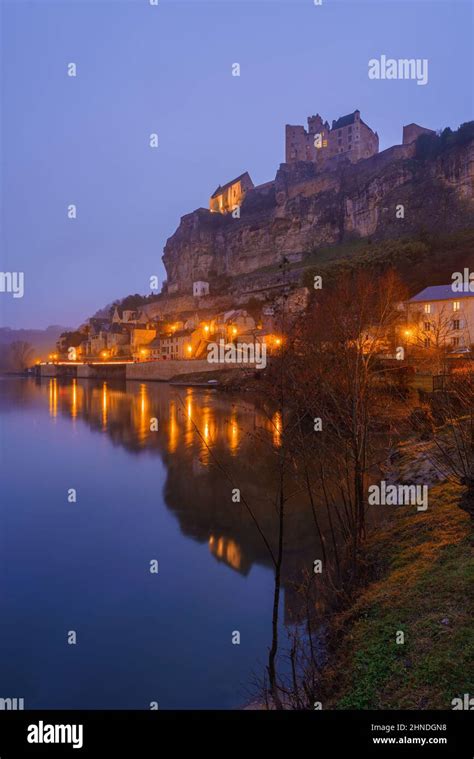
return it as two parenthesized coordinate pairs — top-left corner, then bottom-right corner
(0, 376), (324, 709)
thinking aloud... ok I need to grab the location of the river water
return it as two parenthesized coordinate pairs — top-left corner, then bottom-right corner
(0, 376), (325, 709)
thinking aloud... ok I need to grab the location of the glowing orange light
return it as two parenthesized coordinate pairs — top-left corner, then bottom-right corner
(168, 401), (178, 453)
(71, 380), (78, 419)
(102, 382), (108, 427)
(272, 410), (282, 448)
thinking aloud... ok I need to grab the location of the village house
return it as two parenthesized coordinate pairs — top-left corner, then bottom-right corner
(148, 328), (195, 360)
(81, 322), (131, 359)
(112, 307), (140, 325)
(143, 312), (260, 362)
(78, 313), (137, 358)
(405, 285), (474, 352)
(107, 324), (131, 356)
(217, 309), (256, 339)
(81, 317), (108, 357)
(130, 325), (158, 360)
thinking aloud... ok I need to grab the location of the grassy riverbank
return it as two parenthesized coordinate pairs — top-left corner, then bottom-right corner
(323, 480), (473, 709)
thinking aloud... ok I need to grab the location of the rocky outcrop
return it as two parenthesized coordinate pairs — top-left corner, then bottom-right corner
(162, 140), (474, 294)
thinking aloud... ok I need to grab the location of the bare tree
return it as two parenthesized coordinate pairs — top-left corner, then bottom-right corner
(423, 365), (474, 516)
(255, 269), (409, 707)
(7, 341), (34, 372)
(409, 303), (464, 374)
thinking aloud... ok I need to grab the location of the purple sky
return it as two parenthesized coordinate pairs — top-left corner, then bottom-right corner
(1, 0), (473, 329)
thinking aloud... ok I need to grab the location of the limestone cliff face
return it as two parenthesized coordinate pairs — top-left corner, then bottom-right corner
(162, 140), (474, 293)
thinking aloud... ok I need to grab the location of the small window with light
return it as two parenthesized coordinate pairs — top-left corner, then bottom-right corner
(453, 301), (460, 311)
(424, 304), (431, 314)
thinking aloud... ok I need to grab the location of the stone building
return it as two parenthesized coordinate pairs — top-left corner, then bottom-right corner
(402, 123), (436, 145)
(209, 172), (254, 214)
(112, 307), (140, 325)
(148, 329), (195, 360)
(285, 109), (379, 166)
(131, 326), (157, 360)
(107, 326), (130, 357)
(193, 280), (209, 297)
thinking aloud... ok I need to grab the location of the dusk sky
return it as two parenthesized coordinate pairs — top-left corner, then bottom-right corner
(1, 0), (472, 329)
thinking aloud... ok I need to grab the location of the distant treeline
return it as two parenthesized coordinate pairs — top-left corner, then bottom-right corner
(0, 325), (66, 371)
(0, 341), (35, 372)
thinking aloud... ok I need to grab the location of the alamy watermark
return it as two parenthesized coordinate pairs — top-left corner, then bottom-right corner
(207, 339), (267, 370)
(27, 721), (83, 750)
(0, 272), (24, 298)
(368, 55), (428, 86)
(451, 693), (474, 710)
(368, 481), (428, 511)
(0, 697), (24, 710)
(451, 268), (474, 293)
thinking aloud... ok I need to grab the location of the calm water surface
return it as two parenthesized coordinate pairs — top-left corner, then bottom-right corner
(0, 377), (321, 709)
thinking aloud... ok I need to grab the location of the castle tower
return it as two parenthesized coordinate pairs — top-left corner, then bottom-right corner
(286, 109), (378, 166)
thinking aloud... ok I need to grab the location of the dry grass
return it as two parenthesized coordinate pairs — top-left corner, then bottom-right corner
(322, 481), (473, 709)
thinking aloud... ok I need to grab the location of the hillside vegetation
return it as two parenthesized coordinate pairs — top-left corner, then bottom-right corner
(304, 230), (474, 295)
(323, 482), (473, 709)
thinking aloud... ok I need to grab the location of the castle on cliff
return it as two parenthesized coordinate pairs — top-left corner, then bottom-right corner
(209, 110), (435, 215)
(285, 109), (435, 168)
(163, 110), (471, 301)
(286, 109), (379, 165)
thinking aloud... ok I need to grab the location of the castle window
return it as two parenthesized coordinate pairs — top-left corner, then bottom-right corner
(453, 320), (460, 330)
(453, 301), (460, 311)
(424, 304), (431, 314)
(451, 337), (460, 347)
(424, 338), (431, 348)
(424, 322), (430, 331)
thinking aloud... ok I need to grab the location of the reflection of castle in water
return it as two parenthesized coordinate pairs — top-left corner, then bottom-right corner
(27, 377), (330, 622)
